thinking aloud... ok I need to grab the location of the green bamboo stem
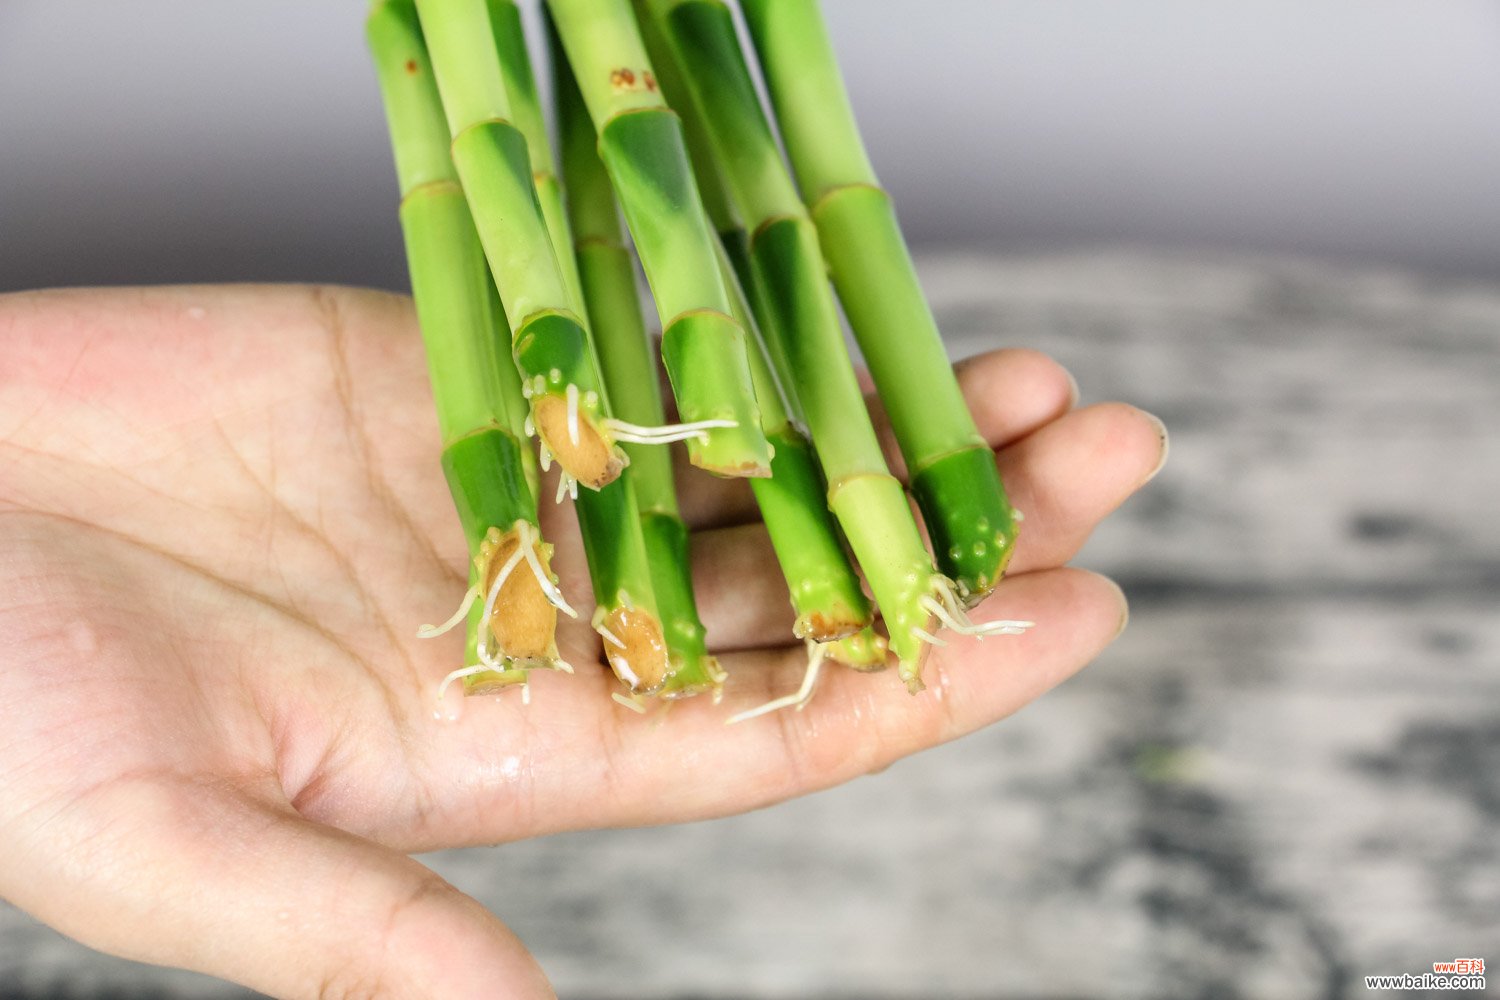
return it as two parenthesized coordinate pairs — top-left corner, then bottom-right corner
(545, 0), (773, 479)
(414, 0), (624, 492)
(630, 0), (800, 429)
(718, 242), (872, 641)
(635, 4), (871, 643)
(740, 0), (1019, 605)
(642, 0), (940, 687)
(480, 2), (673, 697)
(552, 35), (720, 697)
(369, 0), (566, 692)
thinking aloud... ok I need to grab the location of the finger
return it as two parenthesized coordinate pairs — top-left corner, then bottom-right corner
(687, 402), (1163, 651)
(869, 347), (1078, 479)
(11, 779), (554, 1000)
(1000, 402), (1167, 574)
(677, 347), (1078, 530)
(674, 444), (758, 529)
(540, 567), (1127, 829)
(691, 521), (797, 651)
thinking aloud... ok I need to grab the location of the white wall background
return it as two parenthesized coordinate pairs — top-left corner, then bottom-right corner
(2, 0), (1498, 292)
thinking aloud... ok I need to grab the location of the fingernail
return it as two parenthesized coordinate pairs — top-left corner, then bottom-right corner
(1105, 575), (1130, 639)
(1064, 369), (1081, 408)
(1141, 410), (1169, 485)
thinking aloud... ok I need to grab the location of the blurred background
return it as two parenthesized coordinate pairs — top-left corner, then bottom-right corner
(2, 1), (1497, 998)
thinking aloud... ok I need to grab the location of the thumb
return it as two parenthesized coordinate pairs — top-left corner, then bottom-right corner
(10, 777), (554, 1000)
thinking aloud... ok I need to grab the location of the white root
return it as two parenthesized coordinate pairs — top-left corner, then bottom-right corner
(910, 626), (948, 647)
(566, 383), (581, 447)
(611, 691), (648, 714)
(517, 521), (578, 618)
(436, 664), (490, 716)
(416, 583), (480, 639)
(601, 417), (738, 446)
(727, 641), (827, 724)
(610, 655), (641, 689)
(434, 662), (526, 717)
(924, 581), (1034, 638)
(553, 470), (579, 505)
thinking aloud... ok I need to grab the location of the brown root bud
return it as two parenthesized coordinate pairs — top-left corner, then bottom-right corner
(532, 393), (623, 489)
(478, 526), (558, 663)
(793, 607), (868, 643)
(598, 605), (670, 695)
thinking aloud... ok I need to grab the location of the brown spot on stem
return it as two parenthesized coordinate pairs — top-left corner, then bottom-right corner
(643, 70), (657, 92)
(478, 525), (558, 662)
(601, 605), (669, 695)
(531, 393), (623, 489)
(794, 608), (868, 643)
(404, 59), (418, 75)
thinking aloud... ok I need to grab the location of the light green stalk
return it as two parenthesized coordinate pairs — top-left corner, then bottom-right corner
(643, 0), (941, 687)
(635, 4), (872, 644)
(740, 0), (1019, 605)
(414, 0), (623, 492)
(486, 1), (673, 696)
(546, 0), (773, 479)
(369, 0), (564, 692)
(551, 24), (721, 696)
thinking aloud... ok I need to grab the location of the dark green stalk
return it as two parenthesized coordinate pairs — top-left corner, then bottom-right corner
(740, 0), (1019, 604)
(369, 0), (565, 693)
(642, 0), (941, 688)
(546, 0), (773, 479)
(553, 30), (721, 697)
(414, 0), (624, 492)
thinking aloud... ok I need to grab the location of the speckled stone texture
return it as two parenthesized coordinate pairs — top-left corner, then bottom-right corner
(3, 252), (1496, 999)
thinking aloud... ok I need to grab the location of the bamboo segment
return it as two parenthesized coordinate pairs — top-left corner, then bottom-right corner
(637, 3), (871, 642)
(369, 0), (567, 694)
(717, 243), (871, 641)
(414, 0), (623, 490)
(546, 0), (772, 479)
(740, 0), (1020, 604)
(643, 0), (940, 687)
(553, 21), (720, 696)
(486, 2), (674, 697)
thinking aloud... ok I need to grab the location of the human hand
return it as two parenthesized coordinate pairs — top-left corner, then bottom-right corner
(0, 285), (1164, 998)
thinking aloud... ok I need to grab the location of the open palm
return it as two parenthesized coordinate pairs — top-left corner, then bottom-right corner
(0, 284), (1162, 998)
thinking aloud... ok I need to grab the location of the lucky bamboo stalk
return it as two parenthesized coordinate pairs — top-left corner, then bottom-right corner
(635, 6), (873, 647)
(641, 0), (959, 688)
(740, 0), (1021, 606)
(368, 0), (572, 703)
(545, 0), (773, 479)
(488, 1), (673, 698)
(414, 0), (624, 492)
(552, 25), (722, 698)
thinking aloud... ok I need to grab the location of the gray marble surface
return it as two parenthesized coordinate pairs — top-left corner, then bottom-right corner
(2, 252), (1496, 999)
